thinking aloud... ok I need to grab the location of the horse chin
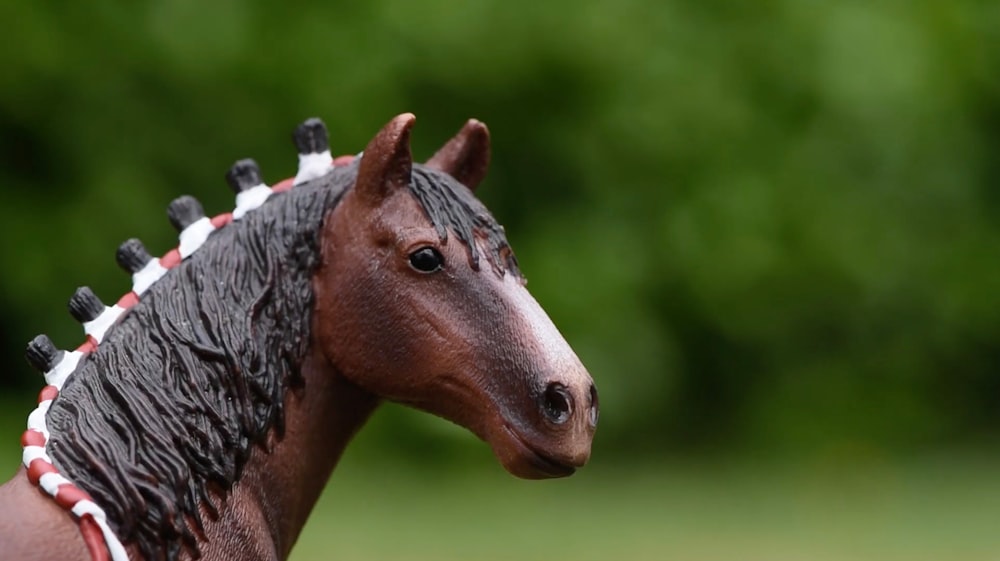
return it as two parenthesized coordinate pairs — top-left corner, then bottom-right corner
(492, 424), (581, 480)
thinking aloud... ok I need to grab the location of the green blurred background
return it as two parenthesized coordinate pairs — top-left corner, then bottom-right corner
(2, 1), (1000, 559)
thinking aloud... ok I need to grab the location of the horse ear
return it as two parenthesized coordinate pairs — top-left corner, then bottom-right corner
(426, 119), (491, 192)
(354, 113), (416, 207)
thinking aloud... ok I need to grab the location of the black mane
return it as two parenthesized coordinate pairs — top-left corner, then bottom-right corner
(43, 161), (517, 561)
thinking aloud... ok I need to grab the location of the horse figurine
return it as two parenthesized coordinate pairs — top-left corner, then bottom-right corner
(0, 114), (598, 561)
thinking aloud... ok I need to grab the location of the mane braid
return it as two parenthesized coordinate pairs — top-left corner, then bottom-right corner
(42, 164), (355, 561)
(409, 165), (521, 279)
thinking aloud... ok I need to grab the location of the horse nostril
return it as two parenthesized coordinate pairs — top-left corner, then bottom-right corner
(588, 383), (599, 428)
(542, 382), (572, 425)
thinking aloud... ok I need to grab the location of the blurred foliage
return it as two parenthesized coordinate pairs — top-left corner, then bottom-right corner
(1, 0), (999, 462)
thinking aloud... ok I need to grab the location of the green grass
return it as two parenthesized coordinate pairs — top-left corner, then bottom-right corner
(1, 402), (997, 560)
(292, 454), (1000, 561)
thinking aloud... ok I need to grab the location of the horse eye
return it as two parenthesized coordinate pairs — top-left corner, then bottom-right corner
(408, 247), (444, 273)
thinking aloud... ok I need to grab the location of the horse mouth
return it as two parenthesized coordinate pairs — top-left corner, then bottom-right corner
(501, 425), (577, 479)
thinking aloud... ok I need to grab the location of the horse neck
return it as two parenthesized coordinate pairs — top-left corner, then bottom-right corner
(186, 182), (381, 558)
(198, 346), (378, 561)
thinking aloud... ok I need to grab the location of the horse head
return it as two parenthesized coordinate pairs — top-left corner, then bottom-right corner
(316, 114), (599, 478)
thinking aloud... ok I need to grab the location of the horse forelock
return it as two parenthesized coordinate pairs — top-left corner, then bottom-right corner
(408, 165), (522, 279)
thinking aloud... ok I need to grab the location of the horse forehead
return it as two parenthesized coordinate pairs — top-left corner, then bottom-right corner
(370, 188), (436, 232)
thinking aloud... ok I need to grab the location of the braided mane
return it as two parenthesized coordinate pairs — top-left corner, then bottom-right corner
(20, 118), (521, 561)
(46, 164), (352, 561)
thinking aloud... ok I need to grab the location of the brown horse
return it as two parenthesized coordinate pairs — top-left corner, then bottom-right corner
(0, 114), (598, 561)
